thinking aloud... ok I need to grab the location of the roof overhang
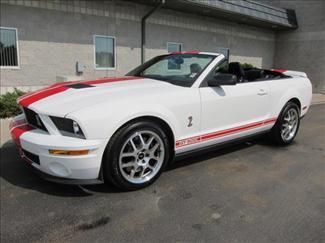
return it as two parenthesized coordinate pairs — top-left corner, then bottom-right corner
(129, 0), (298, 30)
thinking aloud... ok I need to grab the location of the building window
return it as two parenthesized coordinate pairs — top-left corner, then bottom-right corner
(94, 35), (116, 70)
(216, 47), (230, 60)
(167, 42), (182, 70)
(167, 42), (182, 53)
(0, 27), (19, 68)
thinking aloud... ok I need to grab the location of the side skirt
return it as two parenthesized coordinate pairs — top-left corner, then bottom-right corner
(174, 130), (269, 161)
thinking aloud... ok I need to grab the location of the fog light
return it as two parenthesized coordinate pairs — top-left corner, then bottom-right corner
(49, 162), (70, 177)
(49, 149), (89, 156)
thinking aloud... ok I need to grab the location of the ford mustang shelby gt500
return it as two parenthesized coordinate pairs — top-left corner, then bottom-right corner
(10, 52), (312, 190)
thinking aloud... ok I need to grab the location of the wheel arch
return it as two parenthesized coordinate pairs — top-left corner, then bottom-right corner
(125, 115), (175, 153)
(278, 97), (302, 118)
(99, 114), (177, 183)
(287, 97), (301, 110)
(274, 93), (302, 119)
(108, 115), (176, 159)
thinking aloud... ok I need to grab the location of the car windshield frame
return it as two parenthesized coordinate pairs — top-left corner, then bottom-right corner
(127, 53), (216, 87)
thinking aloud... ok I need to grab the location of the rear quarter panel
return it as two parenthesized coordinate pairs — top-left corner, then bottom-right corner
(268, 77), (312, 118)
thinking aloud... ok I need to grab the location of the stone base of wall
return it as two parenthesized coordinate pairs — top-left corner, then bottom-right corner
(1, 118), (13, 147)
(1, 86), (44, 146)
(1, 85), (46, 95)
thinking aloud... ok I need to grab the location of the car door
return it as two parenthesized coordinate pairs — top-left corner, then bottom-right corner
(198, 66), (271, 147)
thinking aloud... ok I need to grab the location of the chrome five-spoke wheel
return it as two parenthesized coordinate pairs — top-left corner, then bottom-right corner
(119, 130), (165, 184)
(281, 108), (299, 142)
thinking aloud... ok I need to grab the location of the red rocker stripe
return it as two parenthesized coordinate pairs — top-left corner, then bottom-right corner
(176, 118), (277, 148)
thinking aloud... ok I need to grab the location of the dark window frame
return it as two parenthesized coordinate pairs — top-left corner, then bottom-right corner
(167, 42), (182, 53)
(93, 35), (116, 70)
(216, 47), (230, 60)
(0, 27), (20, 68)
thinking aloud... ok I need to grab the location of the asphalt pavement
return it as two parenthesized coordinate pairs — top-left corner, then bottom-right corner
(1, 104), (324, 243)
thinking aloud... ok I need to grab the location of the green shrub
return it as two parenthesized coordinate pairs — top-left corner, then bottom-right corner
(0, 89), (26, 119)
(240, 63), (256, 69)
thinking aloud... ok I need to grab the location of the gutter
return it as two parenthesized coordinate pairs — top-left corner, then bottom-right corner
(141, 0), (165, 64)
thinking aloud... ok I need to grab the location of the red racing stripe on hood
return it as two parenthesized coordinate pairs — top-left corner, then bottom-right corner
(17, 82), (66, 102)
(18, 85), (69, 107)
(17, 76), (142, 107)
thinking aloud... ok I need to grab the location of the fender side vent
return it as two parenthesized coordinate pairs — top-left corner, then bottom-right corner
(67, 83), (94, 89)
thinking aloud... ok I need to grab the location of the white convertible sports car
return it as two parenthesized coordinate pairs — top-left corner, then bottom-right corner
(10, 52), (312, 190)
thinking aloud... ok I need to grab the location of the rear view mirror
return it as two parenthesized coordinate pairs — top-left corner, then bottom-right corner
(208, 73), (237, 86)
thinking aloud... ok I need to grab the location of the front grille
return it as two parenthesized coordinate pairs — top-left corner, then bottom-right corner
(23, 107), (48, 132)
(22, 149), (40, 165)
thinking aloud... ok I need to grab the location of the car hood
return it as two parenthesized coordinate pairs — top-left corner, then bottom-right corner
(18, 76), (179, 117)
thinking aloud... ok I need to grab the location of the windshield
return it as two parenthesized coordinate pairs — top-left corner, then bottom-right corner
(127, 54), (216, 87)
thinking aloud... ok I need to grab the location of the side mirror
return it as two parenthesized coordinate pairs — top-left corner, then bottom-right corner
(208, 73), (237, 86)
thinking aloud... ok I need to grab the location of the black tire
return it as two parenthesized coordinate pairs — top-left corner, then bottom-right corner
(102, 120), (170, 191)
(269, 102), (300, 145)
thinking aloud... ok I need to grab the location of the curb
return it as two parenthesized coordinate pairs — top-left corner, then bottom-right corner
(311, 102), (325, 106)
(311, 93), (325, 106)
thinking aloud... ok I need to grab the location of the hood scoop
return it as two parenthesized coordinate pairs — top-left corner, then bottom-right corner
(67, 83), (94, 89)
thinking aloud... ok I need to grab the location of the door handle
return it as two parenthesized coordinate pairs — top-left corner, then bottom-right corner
(257, 89), (267, 96)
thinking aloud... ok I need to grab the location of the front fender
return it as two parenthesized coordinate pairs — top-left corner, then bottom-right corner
(107, 104), (180, 141)
(67, 102), (180, 143)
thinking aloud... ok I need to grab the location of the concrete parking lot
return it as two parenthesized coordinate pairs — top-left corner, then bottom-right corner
(1, 104), (324, 243)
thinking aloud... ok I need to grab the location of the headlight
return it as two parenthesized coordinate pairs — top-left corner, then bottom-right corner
(50, 116), (86, 139)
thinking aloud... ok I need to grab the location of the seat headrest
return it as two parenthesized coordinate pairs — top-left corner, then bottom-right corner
(228, 62), (245, 81)
(245, 69), (264, 81)
(190, 63), (202, 73)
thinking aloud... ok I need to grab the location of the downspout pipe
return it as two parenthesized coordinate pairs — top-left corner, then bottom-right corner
(141, 0), (165, 64)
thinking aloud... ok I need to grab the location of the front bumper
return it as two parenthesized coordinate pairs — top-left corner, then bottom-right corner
(10, 115), (106, 184)
(29, 164), (103, 185)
